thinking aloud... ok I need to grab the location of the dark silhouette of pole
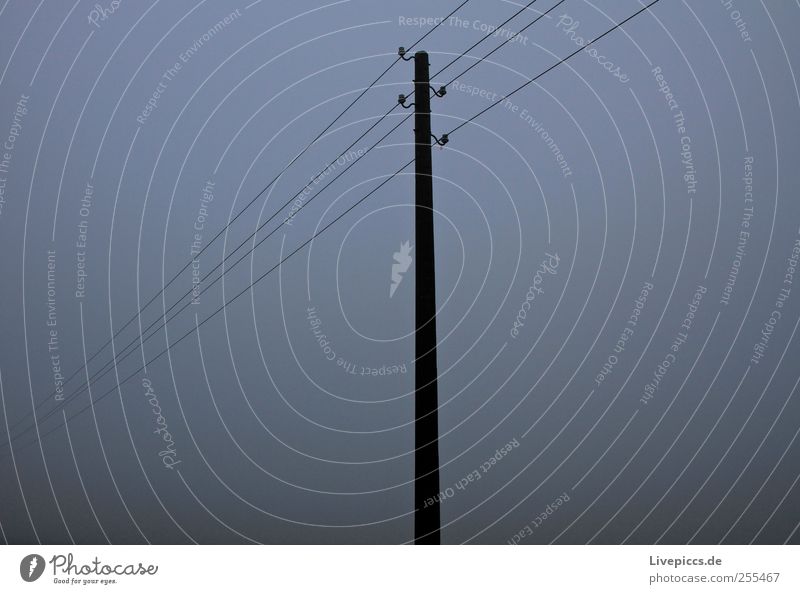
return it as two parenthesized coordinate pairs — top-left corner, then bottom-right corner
(413, 50), (441, 545)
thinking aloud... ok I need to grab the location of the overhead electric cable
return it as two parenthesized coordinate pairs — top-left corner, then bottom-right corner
(4, 0), (474, 435)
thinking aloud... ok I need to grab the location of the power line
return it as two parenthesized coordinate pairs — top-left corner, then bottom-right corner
(89, 0), (563, 404)
(438, 0), (568, 87)
(2, 0), (662, 453)
(10, 159), (416, 453)
(448, 0), (663, 136)
(6, 106), (404, 440)
(431, 0), (540, 79)
(4, 1), (473, 434)
(4, 0), (554, 443)
(401, 0), (543, 107)
(36, 1), (564, 419)
(408, 0), (473, 53)
(17, 113), (412, 437)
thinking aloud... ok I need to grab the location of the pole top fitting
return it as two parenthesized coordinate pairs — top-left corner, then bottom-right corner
(431, 85), (447, 98)
(398, 94), (414, 108)
(431, 133), (449, 146)
(399, 46), (412, 61)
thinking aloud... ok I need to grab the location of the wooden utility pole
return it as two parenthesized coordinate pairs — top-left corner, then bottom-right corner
(413, 50), (441, 545)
